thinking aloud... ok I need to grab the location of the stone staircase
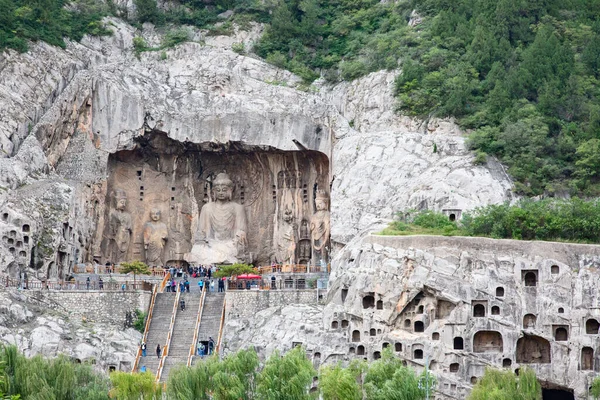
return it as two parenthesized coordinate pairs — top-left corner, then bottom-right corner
(192, 292), (225, 365)
(137, 292), (176, 376)
(159, 291), (203, 382)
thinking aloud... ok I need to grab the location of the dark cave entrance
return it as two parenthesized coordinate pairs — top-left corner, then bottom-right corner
(542, 389), (574, 400)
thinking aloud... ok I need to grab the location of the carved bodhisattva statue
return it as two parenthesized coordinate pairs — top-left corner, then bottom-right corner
(186, 173), (248, 264)
(143, 209), (168, 266)
(107, 189), (132, 263)
(310, 191), (330, 264)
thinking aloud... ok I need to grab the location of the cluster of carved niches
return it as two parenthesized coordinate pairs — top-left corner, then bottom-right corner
(1, 213), (30, 259)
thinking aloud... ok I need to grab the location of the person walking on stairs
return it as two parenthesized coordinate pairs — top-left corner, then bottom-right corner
(180, 298), (186, 311)
(141, 342), (147, 357)
(156, 344), (161, 359)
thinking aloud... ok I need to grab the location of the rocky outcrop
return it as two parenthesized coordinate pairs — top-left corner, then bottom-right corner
(0, 18), (515, 279)
(0, 289), (141, 371)
(223, 234), (600, 398)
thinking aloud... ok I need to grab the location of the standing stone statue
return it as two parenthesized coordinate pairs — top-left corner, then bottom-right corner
(143, 208), (168, 266)
(276, 207), (297, 265)
(107, 189), (132, 263)
(186, 173), (248, 264)
(310, 190), (330, 264)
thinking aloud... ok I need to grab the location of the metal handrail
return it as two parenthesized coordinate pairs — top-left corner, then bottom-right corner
(216, 299), (226, 355)
(132, 283), (158, 372)
(156, 285), (180, 383)
(187, 287), (207, 366)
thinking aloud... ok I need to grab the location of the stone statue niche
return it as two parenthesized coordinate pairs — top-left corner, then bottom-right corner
(274, 205), (298, 265)
(186, 173), (249, 265)
(143, 208), (168, 267)
(311, 190), (331, 265)
(102, 189), (132, 264)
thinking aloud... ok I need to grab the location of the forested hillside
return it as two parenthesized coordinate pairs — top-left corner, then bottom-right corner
(1, 0), (599, 196)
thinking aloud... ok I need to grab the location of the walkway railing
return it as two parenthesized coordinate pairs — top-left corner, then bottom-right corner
(226, 277), (324, 291)
(74, 265), (169, 276)
(132, 284), (159, 373)
(3, 276), (151, 291)
(255, 264), (331, 275)
(156, 285), (180, 383)
(216, 299), (226, 355)
(187, 287), (207, 366)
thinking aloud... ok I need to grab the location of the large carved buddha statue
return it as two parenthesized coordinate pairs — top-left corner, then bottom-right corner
(186, 173), (248, 264)
(143, 208), (168, 267)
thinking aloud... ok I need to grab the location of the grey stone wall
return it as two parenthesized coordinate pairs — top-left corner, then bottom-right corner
(225, 290), (319, 319)
(31, 290), (152, 326)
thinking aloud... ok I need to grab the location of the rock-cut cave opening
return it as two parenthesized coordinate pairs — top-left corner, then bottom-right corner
(542, 389), (575, 400)
(99, 131), (330, 267)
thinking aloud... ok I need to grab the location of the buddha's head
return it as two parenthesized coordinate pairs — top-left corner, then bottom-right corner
(213, 173), (234, 201)
(113, 189), (127, 211)
(315, 190), (329, 212)
(150, 209), (161, 222)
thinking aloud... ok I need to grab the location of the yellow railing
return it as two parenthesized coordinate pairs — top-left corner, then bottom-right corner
(187, 287), (207, 366)
(216, 299), (226, 355)
(158, 272), (171, 293)
(156, 285), (180, 383)
(132, 281), (161, 372)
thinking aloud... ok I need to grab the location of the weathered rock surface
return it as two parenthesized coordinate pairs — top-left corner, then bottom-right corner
(223, 235), (600, 398)
(0, 16), (514, 279)
(0, 289), (141, 371)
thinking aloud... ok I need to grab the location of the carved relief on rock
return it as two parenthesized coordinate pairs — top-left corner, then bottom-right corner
(275, 207), (297, 265)
(310, 190), (331, 263)
(143, 208), (168, 266)
(105, 189), (132, 263)
(186, 173), (249, 265)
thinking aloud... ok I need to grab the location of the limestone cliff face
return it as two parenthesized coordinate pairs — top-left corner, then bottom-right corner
(0, 18), (514, 280)
(223, 235), (600, 398)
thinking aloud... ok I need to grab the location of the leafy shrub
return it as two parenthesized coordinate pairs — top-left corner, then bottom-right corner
(133, 309), (146, 333)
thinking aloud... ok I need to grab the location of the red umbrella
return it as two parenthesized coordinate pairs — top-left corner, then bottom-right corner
(237, 273), (262, 280)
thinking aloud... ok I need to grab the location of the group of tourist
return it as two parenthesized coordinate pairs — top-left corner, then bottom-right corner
(196, 337), (215, 357)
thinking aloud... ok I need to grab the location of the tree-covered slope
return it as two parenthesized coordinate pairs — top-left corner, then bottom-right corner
(2, 0), (599, 196)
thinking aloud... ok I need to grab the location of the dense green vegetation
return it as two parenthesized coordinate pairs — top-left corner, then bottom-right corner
(0, 345), (109, 399)
(0, 344), (436, 399)
(467, 367), (541, 400)
(2, 0), (599, 195)
(382, 198), (600, 243)
(0, 0), (112, 52)
(395, 0), (600, 196)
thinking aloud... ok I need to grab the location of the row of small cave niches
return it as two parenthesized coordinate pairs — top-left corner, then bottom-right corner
(343, 332), (597, 374)
(1, 216), (31, 259)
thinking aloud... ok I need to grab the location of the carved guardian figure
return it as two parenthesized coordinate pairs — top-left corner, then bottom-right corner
(143, 208), (168, 266)
(107, 189), (132, 263)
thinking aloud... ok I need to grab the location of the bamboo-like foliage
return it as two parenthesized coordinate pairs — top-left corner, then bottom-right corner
(363, 348), (432, 400)
(0, 344), (110, 399)
(591, 376), (600, 399)
(109, 371), (161, 400)
(467, 367), (541, 400)
(319, 362), (362, 400)
(256, 346), (316, 400)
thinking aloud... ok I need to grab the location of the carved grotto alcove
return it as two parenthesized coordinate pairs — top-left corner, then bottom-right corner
(98, 132), (330, 266)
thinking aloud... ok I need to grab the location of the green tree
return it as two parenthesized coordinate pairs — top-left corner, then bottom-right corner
(363, 348), (433, 400)
(467, 367), (541, 400)
(591, 376), (600, 399)
(214, 263), (255, 278)
(256, 346), (316, 400)
(575, 138), (600, 180)
(120, 261), (151, 286)
(319, 362), (363, 400)
(109, 371), (160, 400)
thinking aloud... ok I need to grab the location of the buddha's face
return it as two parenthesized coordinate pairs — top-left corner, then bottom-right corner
(315, 198), (327, 211)
(151, 209), (161, 221)
(116, 198), (127, 211)
(214, 184), (232, 201)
